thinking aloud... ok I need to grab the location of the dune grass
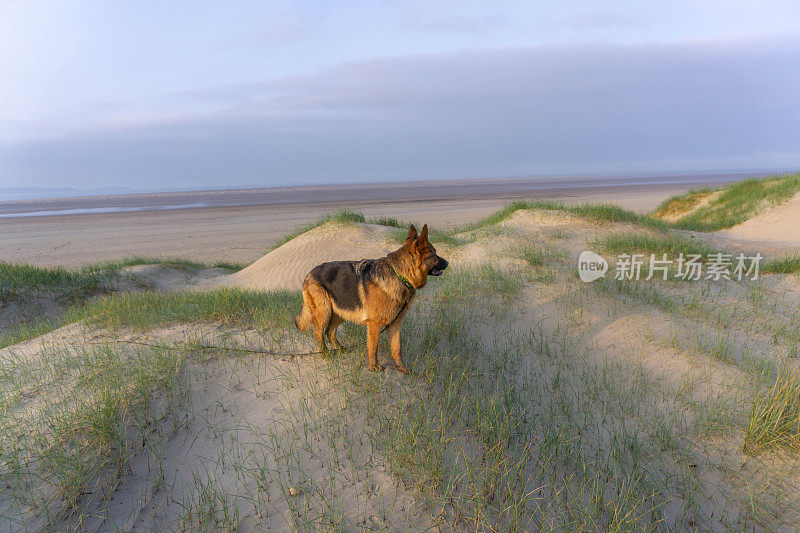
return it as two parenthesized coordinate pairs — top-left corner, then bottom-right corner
(271, 202), (667, 250)
(269, 208), (465, 249)
(112, 256), (246, 272)
(387, 226), (460, 246)
(0, 320), (71, 350)
(281, 208), (463, 247)
(457, 172), (800, 236)
(521, 245), (545, 267)
(653, 189), (717, 220)
(744, 365), (800, 454)
(458, 199), (669, 234)
(369, 215), (402, 227)
(468, 197), (799, 277)
(0, 342), (187, 519)
(448, 173), (800, 244)
(268, 208), (461, 249)
(763, 255), (800, 274)
(82, 287), (301, 331)
(0, 259), (247, 349)
(552, 201), (669, 229)
(597, 231), (718, 258)
(378, 265), (707, 529)
(0, 287), (305, 528)
(4, 259), (691, 529)
(458, 200), (533, 232)
(0, 259), (243, 305)
(653, 172), (800, 231)
(0, 262), (120, 305)
(268, 209), (372, 251)
(597, 233), (800, 276)
(652, 179), (747, 229)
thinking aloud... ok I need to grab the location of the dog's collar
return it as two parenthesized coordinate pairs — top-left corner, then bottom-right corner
(392, 265), (414, 290)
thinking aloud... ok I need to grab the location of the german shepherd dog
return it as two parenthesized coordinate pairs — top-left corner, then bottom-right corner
(295, 224), (448, 373)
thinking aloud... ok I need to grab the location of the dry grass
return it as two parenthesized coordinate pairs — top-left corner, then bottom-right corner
(653, 189), (718, 220)
(744, 365), (800, 454)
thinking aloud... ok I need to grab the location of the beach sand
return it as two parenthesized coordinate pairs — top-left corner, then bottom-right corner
(718, 193), (800, 246)
(1, 182), (698, 267)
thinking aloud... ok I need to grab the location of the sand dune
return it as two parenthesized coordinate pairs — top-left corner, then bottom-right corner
(718, 193), (800, 246)
(212, 222), (399, 291)
(6, 202), (800, 530)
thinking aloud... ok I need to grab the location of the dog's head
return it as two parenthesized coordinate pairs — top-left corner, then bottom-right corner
(403, 224), (448, 287)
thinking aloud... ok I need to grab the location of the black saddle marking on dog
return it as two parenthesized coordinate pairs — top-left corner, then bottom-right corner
(359, 259), (378, 289)
(312, 261), (362, 310)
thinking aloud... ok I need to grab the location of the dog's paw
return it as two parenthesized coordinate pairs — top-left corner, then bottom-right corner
(368, 363), (385, 372)
(395, 364), (410, 375)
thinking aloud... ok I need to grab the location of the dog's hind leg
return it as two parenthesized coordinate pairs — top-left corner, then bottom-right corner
(299, 279), (332, 354)
(326, 314), (343, 351)
(295, 281), (314, 332)
(385, 321), (408, 374)
(312, 299), (332, 355)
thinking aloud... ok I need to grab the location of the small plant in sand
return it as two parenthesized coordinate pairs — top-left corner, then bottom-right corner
(521, 246), (545, 267)
(744, 365), (800, 454)
(762, 255), (800, 274)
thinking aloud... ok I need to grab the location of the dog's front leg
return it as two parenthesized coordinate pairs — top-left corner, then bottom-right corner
(366, 321), (383, 371)
(385, 321), (409, 374)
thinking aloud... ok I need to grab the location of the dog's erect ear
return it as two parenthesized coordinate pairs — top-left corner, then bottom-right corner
(405, 224), (418, 242)
(414, 224), (430, 253)
(419, 224), (428, 243)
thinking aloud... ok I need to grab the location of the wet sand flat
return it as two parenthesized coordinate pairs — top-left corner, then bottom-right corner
(0, 175), (746, 267)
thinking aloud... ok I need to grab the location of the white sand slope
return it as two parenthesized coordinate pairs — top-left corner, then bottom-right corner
(718, 193), (800, 246)
(212, 222), (399, 291)
(8, 206), (800, 529)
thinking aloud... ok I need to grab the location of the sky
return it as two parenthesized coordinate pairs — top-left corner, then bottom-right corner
(2, 1), (800, 193)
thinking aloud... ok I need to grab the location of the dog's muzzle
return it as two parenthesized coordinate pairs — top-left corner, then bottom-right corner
(429, 257), (448, 276)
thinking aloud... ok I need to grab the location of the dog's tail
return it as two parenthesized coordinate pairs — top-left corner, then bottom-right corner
(295, 286), (313, 332)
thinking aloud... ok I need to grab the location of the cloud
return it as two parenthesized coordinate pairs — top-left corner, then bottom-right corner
(554, 12), (640, 30)
(399, 11), (512, 35)
(234, 11), (307, 45)
(3, 36), (800, 189)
